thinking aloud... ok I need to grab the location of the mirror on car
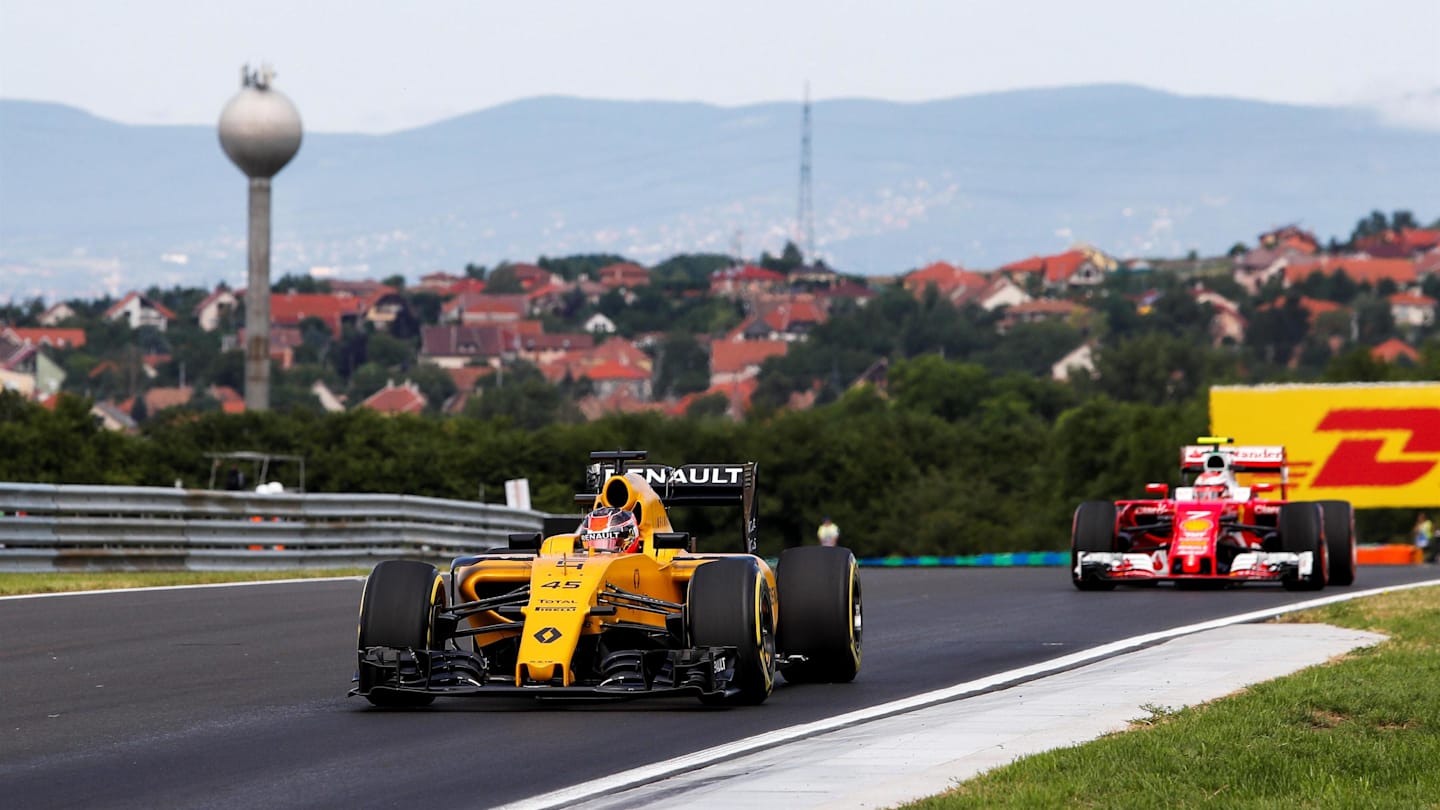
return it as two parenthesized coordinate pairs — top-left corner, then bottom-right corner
(1144, 483), (1170, 498)
(652, 532), (691, 550)
(507, 532), (542, 550)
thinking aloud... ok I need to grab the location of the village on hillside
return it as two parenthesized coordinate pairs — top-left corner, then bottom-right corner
(2, 213), (1437, 431)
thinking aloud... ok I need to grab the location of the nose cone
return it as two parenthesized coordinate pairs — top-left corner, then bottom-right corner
(218, 85), (303, 178)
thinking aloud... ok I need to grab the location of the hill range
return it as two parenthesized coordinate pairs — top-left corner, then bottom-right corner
(1, 84), (1437, 302)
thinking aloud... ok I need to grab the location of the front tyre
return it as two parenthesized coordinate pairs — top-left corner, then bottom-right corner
(358, 560), (446, 707)
(1317, 500), (1357, 587)
(687, 558), (776, 706)
(1280, 503), (1327, 592)
(1072, 501), (1118, 591)
(776, 546), (862, 684)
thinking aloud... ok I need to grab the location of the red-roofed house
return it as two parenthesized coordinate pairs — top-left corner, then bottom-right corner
(1261, 296), (1344, 321)
(418, 271), (464, 291)
(208, 385), (246, 414)
(726, 296), (829, 342)
(1356, 228), (1440, 258)
(667, 379), (760, 421)
(1281, 257), (1418, 287)
(1389, 291), (1437, 328)
(420, 324), (522, 368)
(902, 262), (982, 298)
(582, 360), (652, 400)
(1000, 247), (1117, 288)
(1258, 225), (1321, 254)
(997, 299), (1092, 333)
(359, 381), (427, 414)
(269, 292), (367, 337)
(951, 274), (1031, 311)
(710, 265), (787, 298)
(440, 293), (530, 325)
(1371, 339), (1421, 364)
(598, 262), (651, 289)
(2, 327), (86, 349)
(710, 339), (787, 387)
(499, 263), (556, 292)
(140, 386), (194, 415)
(444, 365), (493, 394)
(104, 292), (177, 331)
(516, 332), (596, 366)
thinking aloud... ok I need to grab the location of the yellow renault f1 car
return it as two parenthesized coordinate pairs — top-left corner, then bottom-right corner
(352, 451), (861, 706)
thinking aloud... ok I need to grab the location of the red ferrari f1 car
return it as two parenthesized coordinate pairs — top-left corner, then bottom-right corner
(1071, 437), (1357, 591)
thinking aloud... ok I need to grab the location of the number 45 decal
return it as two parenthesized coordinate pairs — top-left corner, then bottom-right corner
(540, 580), (582, 589)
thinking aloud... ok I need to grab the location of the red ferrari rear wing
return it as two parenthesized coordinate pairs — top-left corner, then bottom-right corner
(1179, 445), (1287, 474)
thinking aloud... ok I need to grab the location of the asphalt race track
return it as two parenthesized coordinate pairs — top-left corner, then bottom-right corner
(2, 566), (1437, 809)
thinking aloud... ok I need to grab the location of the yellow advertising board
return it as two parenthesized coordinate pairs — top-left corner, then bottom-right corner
(1210, 383), (1440, 508)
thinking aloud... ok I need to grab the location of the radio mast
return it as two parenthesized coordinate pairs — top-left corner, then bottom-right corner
(796, 82), (814, 263)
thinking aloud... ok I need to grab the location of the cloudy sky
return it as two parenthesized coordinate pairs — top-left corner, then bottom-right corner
(2, 0), (1437, 133)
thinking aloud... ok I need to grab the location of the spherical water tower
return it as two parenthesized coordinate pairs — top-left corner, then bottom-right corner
(219, 64), (302, 411)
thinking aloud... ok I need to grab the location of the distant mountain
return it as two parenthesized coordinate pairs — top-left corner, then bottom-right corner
(2, 85), (1437, 302)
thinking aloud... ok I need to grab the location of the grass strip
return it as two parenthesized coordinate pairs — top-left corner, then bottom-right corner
(909, 586), (1440, 809)
(0, 569), (368, 596)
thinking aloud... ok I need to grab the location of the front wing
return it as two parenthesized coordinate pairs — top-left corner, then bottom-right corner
(352, 643), (741, 700)
(1075, 549), (1317, 584)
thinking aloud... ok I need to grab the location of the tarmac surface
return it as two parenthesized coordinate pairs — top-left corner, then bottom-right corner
(506, 622), (1388, 810)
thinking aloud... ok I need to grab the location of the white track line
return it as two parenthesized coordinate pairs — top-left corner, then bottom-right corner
(496, 578), (1440, 810)
(0, 576), (363, 600)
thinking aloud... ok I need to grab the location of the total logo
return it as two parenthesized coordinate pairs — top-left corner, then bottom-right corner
(1309, 408), (1440, 488)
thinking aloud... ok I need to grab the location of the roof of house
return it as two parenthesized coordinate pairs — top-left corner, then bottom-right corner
(583, 360), (651, 381)
(444, 365), (493, 393)
(421, 324), (521, 357)
(269, 292), (366, 334)
(1004, 299), (1090, 316)
(103, 292), (178, 321)
(712, 265), (787, 283)
(710, 339), (788, 374)
(1389, 292), (1438, 307)
(1000, 250), (1090, 285)
(597, 262), (651, 287)
(2, 327), (86, 349)
(192, 288), (238, 315)
(142, 386), (194, 414)
(359, 381), (427, 414)
(1281, 257), (1418, 286)
(1371, 338), (1421, 363)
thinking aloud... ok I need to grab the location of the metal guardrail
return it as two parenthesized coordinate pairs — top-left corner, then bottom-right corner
(0, 483), (546, 572)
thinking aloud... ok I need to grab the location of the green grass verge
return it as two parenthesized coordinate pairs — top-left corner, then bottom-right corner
(0, 569), (368, 596)
(907, 585), (1440, 809)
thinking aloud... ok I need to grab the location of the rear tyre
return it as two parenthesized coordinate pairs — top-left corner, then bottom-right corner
(1317, 500), (1357, 587)
(1072, 501), (1118, 591)
(358, 560), (446, 707)
(687, 558), (776, 705)
(1280, 503), (1327, 592)
(776, 546), (862, 684)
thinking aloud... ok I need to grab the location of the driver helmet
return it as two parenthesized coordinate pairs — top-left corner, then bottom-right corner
(579, 506), (641, 553)
(1194, 471), (1231, 501)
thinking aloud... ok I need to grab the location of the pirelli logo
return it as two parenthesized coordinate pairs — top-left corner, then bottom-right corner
(1211, 384), (1440, 508)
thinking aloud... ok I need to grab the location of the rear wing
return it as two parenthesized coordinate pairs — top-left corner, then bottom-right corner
(1179, 445), (1287, 474)
(580, 451), (761, 554)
